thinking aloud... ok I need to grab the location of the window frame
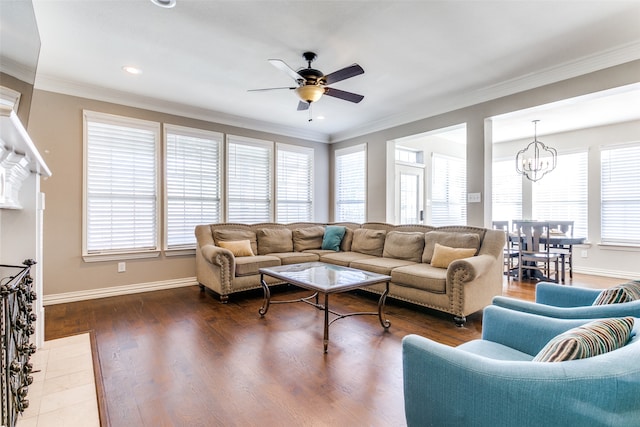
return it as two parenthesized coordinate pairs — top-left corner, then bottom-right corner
(163, 124), (223, 253)
(82, 110), (161, 262)
(335, 143), (367, 223)
(275, 143), (314, 223)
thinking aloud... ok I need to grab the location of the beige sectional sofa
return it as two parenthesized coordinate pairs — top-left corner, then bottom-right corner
(195, 222), (505, 325)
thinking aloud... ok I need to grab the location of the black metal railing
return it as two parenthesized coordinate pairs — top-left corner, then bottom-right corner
(1, 260), (37, 427)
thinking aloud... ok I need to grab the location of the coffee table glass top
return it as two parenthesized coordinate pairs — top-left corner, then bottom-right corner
(259, 262), (390, 292)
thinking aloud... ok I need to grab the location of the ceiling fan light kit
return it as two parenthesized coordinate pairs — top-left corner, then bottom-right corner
(249, 51), (364, 120)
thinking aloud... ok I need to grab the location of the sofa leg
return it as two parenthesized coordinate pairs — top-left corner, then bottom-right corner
(454, 316), (466, 327)
(220, 294), (229, 304)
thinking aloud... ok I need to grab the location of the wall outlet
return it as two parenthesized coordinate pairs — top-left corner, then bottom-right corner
(118, 262), (126, 273)
(580, 250), (588, 258)
(467, 192), (481, 203)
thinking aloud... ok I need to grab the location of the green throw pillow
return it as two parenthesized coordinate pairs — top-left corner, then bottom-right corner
(322, 226), (346, 251)
(533, 317), (634, 362)
(593, 280), (640, 305)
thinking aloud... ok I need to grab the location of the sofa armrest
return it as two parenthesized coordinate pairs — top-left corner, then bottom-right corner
(200, 244), (235, 268)
(447, 253), (495, 283)
(535, 281), (600, 306)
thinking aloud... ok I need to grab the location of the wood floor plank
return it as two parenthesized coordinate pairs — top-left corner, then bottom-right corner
(45, 274), (624, 427)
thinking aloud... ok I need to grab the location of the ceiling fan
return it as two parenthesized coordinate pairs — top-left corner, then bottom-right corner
(249, 51), (364, 116)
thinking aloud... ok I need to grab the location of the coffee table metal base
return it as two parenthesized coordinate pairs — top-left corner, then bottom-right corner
(259, 275), (390, 353)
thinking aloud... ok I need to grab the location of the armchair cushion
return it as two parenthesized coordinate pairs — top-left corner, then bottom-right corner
(593, 280), (640, 305)
(533, 317), (634, 362)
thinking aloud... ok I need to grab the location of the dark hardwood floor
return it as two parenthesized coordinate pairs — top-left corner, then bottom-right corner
(45, 274), (624, 427)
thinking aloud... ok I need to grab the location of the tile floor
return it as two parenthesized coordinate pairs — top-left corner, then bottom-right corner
(17, 333), (100, 427)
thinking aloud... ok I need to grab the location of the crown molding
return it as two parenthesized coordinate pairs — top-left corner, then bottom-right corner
(329, 41), (640, 143)
(33, 74), (331, 143)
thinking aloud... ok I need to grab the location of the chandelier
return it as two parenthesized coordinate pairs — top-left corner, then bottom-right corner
(515, 120), (557, 182)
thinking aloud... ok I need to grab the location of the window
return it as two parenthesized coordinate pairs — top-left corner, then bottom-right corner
(165, 125), (222, 249)
(601, 143), (640, 245)
(227, 135), (273, 223)
(431, 153), (466, 226)
(492, 158), (522, 223)
(276, 144), (313, 222)
(532, 150), (588, 238)
(83, 111), (160, 259)
(335, 144), (366, 222)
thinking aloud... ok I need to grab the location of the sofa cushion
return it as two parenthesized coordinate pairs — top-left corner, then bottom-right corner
(351, 229), (386, 257)
(271, 252), (319, 265)
(319, 251), (377, 267)
(293, 226), (325, 251)
(593, 280), (640, 305)
(214, 229), (258, 255)
(257, 228), (293, 255)
(383, 231), (425, 263)
(218, 240), (254, 257)
(533, 317), (634, 362)
(430, 243), (477, 268)
(340, 227), (355, 252)
(321, 225), (346, 251)
(422, 231), (480, 264)
(350, 257), (415, 275)
(235, 255), (281, 277)
(390, 264), (447, 293)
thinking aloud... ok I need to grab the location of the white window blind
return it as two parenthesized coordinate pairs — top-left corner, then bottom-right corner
(431, 153), (466, 226)
(276, 144), (313, 223)
(83, 111), (159, 256)
(533, 150), (588, 238)
(492, 158), (522, 223)
(227, 136), (273, 223)
(601, 143), (640, 245)
(165, 125), (222, 249)
(335, 144), (366, 222)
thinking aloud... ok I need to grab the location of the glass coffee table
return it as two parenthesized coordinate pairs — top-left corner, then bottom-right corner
(259, 262), (391, 353)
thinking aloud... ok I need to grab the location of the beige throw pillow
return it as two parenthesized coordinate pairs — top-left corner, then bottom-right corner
(430, 243), (477, 268)
(218, 240), (254, 257)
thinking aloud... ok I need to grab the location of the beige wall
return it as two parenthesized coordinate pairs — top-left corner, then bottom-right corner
(27, 90), (330, 297)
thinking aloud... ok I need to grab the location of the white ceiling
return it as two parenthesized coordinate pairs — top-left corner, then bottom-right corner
(26, 0), (640, 143)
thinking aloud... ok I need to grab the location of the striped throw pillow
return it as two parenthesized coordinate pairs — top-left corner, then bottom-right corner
(533, 317), (634, 362)
(593, 280), (640, 305)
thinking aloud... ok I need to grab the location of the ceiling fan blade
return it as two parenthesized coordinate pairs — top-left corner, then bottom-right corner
(248, 87), (296, 92)
(268, 59), (304, 82)
(324, 87), (364, 103)
(297, 101), (310, 111)
(323, 64), (364, 85)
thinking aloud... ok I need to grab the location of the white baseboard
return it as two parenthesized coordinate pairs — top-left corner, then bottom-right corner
(574, 267), (638, 281)
(43, 277), (198, 305)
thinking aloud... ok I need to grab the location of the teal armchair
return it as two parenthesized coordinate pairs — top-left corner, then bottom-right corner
(402, 305), (640, 427)
(492, 281), (640, 318)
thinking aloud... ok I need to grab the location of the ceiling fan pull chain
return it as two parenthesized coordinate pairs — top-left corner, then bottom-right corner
(308, 102), (313, 122)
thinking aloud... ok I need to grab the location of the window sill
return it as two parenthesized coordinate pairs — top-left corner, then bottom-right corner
(83, 251), (160, 263)
(164, 247), (196, 257)
(597, 243), (640, 252)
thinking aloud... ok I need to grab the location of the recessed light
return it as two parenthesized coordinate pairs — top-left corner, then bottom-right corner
(122, 66), (142, 75)
(150, 0), (176, 8)
(316, 115), (325, 120)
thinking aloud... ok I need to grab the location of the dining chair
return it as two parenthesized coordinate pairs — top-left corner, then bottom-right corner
(513, 220), (561, 283)
(492, 221), (518, 278)
(546, 220), (575, 280)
